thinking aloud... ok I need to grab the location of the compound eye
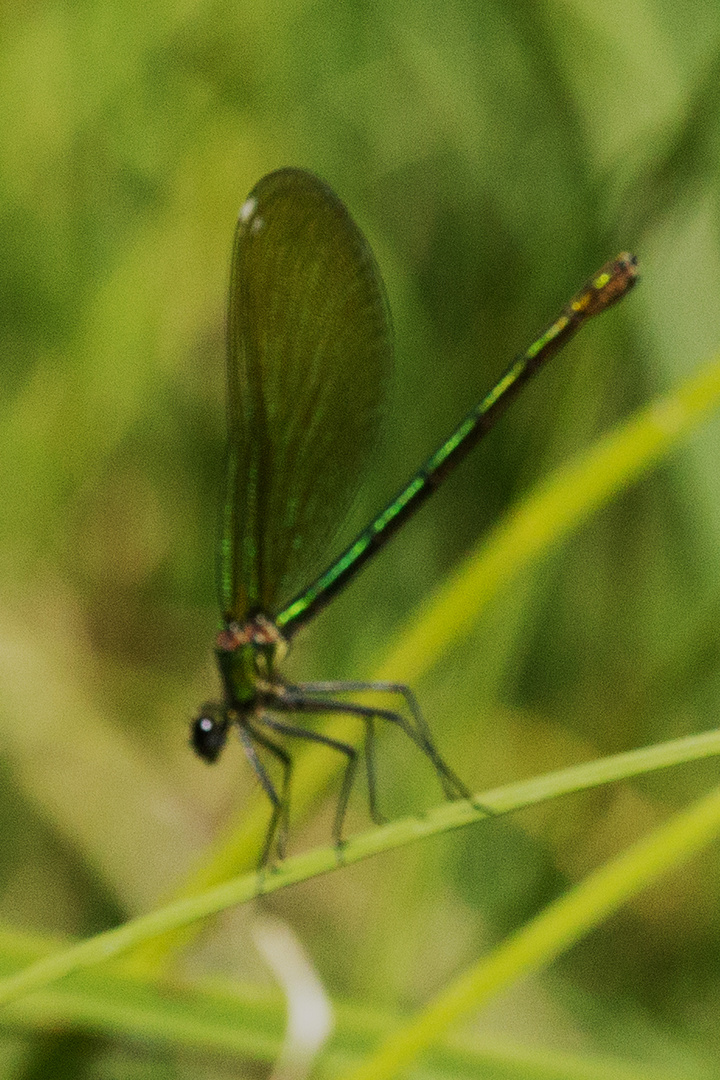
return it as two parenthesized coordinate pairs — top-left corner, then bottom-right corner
(190, 708), (229, 763)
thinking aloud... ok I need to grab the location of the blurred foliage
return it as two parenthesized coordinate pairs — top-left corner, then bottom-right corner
(2, 0), (720, 1076)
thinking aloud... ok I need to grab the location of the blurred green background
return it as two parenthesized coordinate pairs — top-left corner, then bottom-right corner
(2, 0), (720, 1076)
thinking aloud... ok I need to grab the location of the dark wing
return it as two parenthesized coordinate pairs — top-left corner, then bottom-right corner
(219, 168), (392, 623)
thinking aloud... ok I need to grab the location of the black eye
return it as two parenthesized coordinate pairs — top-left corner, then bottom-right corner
(191, 709), (229, 763)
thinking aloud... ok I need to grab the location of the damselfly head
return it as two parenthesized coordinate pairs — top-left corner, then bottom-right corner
(191, 705), (229, 763)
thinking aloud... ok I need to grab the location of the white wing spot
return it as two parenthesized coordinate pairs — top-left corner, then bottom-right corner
(250, 215), (264, 234)
(239, 196), (257, 223)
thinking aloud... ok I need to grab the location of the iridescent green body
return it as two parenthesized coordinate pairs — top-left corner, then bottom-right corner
(276, 250), (639, 636)
(191, 166), (638, 862)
